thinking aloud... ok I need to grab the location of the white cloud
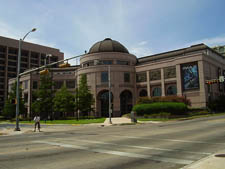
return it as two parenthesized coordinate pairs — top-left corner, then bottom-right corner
(129, 41), (153, 57)
(185, 35), (225, 47)
(138, 41), (148, 46)
(0, 20), (56, 48)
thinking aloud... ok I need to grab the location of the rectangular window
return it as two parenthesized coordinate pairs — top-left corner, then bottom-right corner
(0, 72), (4, 76)
(55, 81), (64, 89)
(66, 80), (75, 88)
(0, 60), (5, 64)
(150, 69), (161, 81)
(21, 50), (29, 56)
(0, 53), (5, 59)
(50, 56), (58, 62)
(164, 66), (176, 79)
(124, 73), (130, 82)
(8, 73), (16, 78)
(24, 93), (28, 103)
(0, 46), (6, 53)
(31, 52), (39, 59)
(8, 61), (16, 66)
(136, 72), (147, 82)
(8, 48), (18, 55)
(33, 81), (38, 89)
(102, 60), (113, 65)
(21, 57), (28, 62)
(8, 67), (17, 72)
(117, 60), (129, 65)
(96, 60), (113, 65)
(24, 80), (28, 89)
(0, 78), (4, 82)
(101, 72), (108, 83)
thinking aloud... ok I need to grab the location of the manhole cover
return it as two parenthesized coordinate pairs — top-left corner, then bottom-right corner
(215, 154), (225, 157)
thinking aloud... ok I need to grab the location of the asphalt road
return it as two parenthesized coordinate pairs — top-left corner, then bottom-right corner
(1, 115), (225, 169)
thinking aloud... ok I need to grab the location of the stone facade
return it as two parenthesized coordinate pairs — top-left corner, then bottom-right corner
(8, 38), (225, 118)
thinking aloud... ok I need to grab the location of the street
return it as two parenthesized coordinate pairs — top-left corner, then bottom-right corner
(0, 115), (225, 169)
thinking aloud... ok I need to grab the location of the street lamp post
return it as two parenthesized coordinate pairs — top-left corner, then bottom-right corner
(108, 65), (112, 124)
(15, 28), (36, 131)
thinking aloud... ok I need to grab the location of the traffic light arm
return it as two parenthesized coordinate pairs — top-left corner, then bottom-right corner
(19, 54), (84, 77)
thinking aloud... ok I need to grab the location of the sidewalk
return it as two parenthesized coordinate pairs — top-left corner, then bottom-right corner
(182, 149), (225, 169)
(103, 117), (133, 126)
(0, 117), (134, 135)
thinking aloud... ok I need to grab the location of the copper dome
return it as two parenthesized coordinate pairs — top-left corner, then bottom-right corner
(89, 38), (129, 54)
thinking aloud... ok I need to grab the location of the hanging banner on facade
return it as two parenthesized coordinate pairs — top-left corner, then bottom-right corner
(181, 62), (199, 91)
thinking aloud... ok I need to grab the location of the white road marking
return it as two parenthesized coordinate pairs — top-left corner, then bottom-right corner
(33, 140), (194, 165)
(61, 138), (211, 155)
(113, 135), (225, 145)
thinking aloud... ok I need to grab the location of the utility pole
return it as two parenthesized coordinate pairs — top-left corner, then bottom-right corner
(108, 65), (112, 124)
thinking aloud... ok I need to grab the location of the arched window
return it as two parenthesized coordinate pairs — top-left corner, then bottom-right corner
(166, 85), (177, 96)
(139, 89), (147, 97)
(152, 87), (161, 97)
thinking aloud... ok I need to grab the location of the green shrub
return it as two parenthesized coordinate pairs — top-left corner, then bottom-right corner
(133, 102), (187, 116)
(188, 111), (209, 116)
(149, 112), (171, 118)
(137, 96), (191, 106)
(143, 114), (149, 118)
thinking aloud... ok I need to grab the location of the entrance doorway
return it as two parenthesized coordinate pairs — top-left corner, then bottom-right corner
(98, 90), (113, 117)
(120, 90), (133, 116)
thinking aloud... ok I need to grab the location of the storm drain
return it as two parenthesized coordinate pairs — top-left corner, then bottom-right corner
(215, 154), (225, 157)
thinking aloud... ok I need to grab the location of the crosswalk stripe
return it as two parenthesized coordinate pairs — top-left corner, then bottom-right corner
(112, 135), (225, 145)
(33, 140), (194, 165)
(65, 138), (211, 155)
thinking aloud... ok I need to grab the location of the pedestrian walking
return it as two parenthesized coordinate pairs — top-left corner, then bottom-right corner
(33, 114), (41, 132)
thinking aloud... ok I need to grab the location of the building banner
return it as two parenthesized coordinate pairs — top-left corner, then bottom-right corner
(181, 62), (199, 91)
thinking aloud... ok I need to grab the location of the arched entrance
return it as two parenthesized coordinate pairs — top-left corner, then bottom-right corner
(98, 90), (113, 117)
(120, 90), (133, 116)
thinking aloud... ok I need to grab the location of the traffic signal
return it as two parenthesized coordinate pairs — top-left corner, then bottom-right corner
(59, 62), (70, 68)
(205, 79), (220, 85)
(39, 69), (49, 75)
(11, 98), (16, 104)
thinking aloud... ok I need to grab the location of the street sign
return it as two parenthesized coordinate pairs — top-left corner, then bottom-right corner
(219, 76), (224, 82)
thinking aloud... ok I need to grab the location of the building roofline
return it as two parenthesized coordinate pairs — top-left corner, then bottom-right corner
(137, 43), (224, 64)
(0, 35), (62, 52)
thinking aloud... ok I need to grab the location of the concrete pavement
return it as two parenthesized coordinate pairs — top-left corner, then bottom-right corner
(182, 149), (225, 169)
(1, 116), (225, 169)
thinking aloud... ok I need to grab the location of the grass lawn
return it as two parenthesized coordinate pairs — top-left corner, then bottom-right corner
(1, 118), (106, 124)
(137, 112), (225, 122)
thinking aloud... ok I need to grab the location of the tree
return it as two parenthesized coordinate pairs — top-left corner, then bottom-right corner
(31, 73), (54, 119)
(3, 82), (26, 119)
(75, 74), (95, 117)
(53, 85), (75, 117)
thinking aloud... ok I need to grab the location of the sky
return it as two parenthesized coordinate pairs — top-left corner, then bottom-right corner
(0, 0), (225, 65)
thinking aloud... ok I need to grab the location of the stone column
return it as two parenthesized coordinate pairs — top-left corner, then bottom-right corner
(198, 60), (207, 107)
(146, 71), (151, 97)
(176, 64), (182, 96)
(161, 68), (165, 96)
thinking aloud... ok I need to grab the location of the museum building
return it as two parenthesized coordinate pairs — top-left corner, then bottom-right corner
(9, 38), (225, 117)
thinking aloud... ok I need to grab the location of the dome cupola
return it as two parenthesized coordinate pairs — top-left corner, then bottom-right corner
(89, 38), (129, 54)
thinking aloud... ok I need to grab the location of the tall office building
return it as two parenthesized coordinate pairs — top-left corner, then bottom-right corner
(0, 36), (64, 113)
(213, 45), (225, 56)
